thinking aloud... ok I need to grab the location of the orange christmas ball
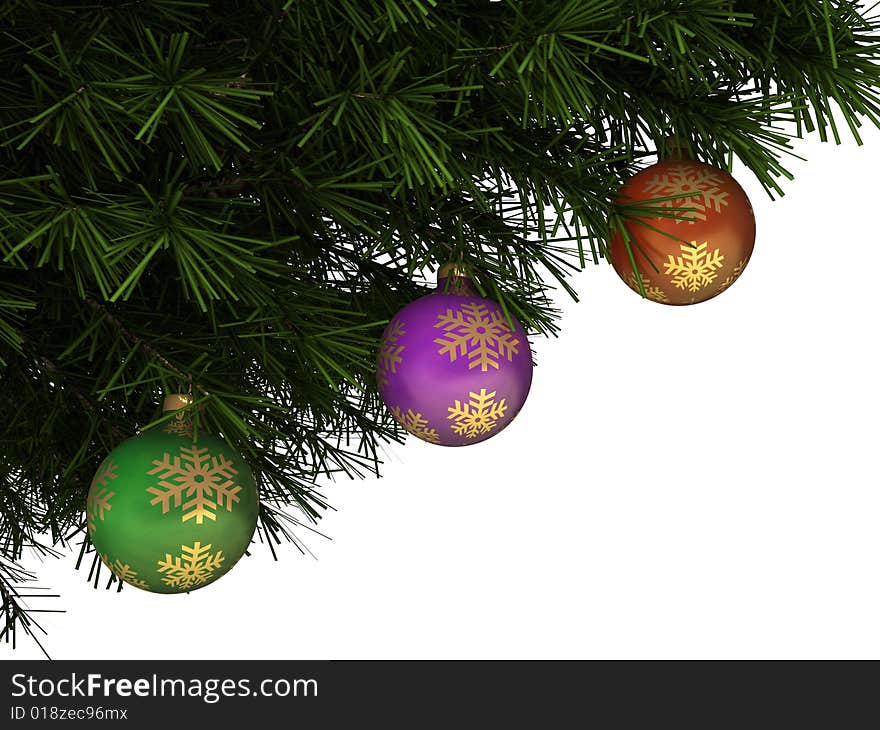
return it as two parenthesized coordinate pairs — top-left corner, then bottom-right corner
(608, 158), (756, 305)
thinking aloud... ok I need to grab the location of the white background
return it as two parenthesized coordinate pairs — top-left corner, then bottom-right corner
(5, 125), (880, 660)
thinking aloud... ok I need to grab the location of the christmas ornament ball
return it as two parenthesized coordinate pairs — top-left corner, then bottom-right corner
(377, 265), (533, 446)
(609, 158), (756, 305)
(87, 396), (259, 594)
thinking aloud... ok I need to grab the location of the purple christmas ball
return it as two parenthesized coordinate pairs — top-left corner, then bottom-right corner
(377, 266), (533, 446)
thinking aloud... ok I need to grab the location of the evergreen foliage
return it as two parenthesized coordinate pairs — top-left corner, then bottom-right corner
(2, 0), (879, 649)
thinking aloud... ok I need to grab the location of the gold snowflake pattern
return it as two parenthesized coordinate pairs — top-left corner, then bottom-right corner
(664, 241), (725, 292)
(626, 272), (670, 303)
(390, 405), (440, 444)
(434, 302), (520, 372)
(147, 445), (242, 524)
(157, 541), (225, 591)
(377, 318), (405, 388)
(716, 259), (746, 294)
(100, 554), (150, 590)
(447, 388), (509, 439)
(87, 460), (117, 532)
(642, 163), (729, 224)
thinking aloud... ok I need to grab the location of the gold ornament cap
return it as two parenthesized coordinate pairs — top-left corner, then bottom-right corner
(436, 262), (476, 295)
(437, 262), (470, 282)
(659, 135), (694, 161)
(163, 393), (194, 413)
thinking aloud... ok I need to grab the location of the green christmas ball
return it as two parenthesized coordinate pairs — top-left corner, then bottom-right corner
(86, 408), (259, 594)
